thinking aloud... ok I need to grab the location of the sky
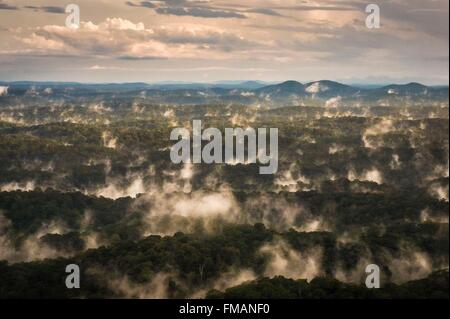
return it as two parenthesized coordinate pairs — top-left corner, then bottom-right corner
(0, 0), (448, 84)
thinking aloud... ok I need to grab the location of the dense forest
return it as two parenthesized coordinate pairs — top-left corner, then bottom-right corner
(0, 90), (448, 299)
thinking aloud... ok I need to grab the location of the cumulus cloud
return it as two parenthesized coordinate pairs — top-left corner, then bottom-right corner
(16, 17), (259, 60)
(0, 0), (447, 82)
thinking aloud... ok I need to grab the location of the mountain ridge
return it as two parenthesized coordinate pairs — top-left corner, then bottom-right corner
(1, 80), (448, 107)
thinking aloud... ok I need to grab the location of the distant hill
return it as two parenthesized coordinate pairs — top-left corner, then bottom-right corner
(381, 82), (429, 95)
(303, 80), (361, 98)
(0, 80), (448, 107)
(256, 80), (305, 97)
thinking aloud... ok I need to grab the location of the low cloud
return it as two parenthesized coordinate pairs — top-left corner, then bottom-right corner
(155, 7), (247, 19)
(245, 8), (283, 17)
(24, 6), (65, 14)
(0, 1), (17, 10)
(125, 1), (156, 8)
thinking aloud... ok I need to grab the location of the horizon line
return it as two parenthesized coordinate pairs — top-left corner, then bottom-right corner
(0, 79), (449, 87)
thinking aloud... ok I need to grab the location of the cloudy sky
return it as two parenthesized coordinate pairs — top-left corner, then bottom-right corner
(0, 0), (448, 84)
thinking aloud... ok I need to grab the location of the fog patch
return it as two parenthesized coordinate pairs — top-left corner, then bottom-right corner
(363, 119), (395, 149)
(428, 181), (449, 202)
(94, 175), (146, 200)
(191, 268), (256, 299)
(88, 103), (112, 113)
(274, 166), (311, 192)
(0, 181), (36, 192)
(0, 86), (8, 96)
(325, 96), (342, 108)
(80, 210), (105, 249)
(102, 131), (118, 149)
(108, 272), (174, 299)
(294, 218), (330, 233)
(329, 144), (346, 155)
(420, 208), (449, 224)
(334, 256), (373, 284)
(260, 239), (322, 282)
(390, 154), (401, 170)
(138, 188), (241, 236)
(388, 251), (433, 284)
(163, 109), (179, 127)
(0, 216), (71, 263)
(0, 114), (26, 125)
(306, 82), (329, 95)
(348, 168), (383, 185)
(242, 195), (310, 232)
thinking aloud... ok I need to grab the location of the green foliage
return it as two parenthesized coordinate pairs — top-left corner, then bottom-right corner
(206, 271), (449, 299)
